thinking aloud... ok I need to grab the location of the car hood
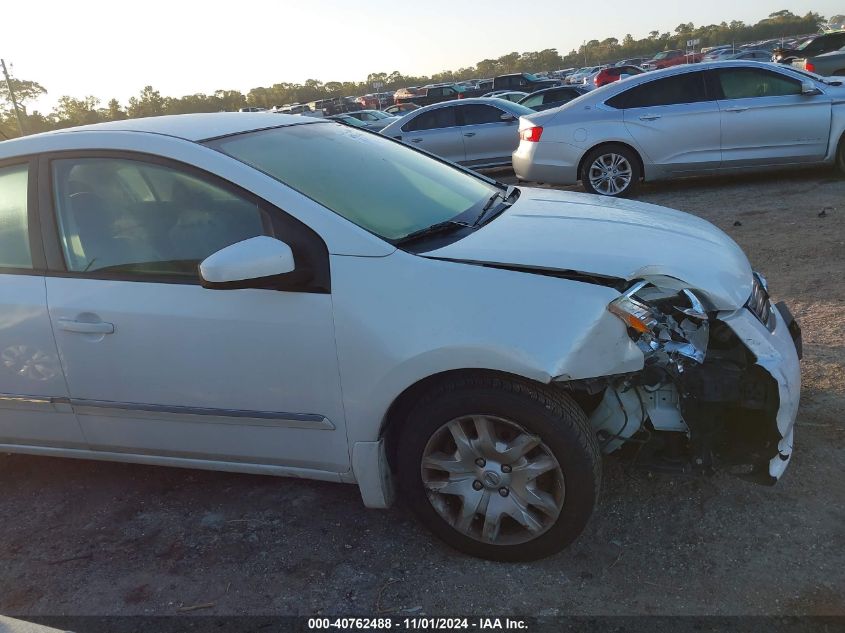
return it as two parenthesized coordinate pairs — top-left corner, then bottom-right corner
(423, 187), (753, 309)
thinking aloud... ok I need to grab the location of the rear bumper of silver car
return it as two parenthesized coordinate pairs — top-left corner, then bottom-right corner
(512, 140), (580, 184)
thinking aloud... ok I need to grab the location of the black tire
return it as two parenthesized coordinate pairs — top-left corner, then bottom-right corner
(836, 135), (845, 176)
(396, 373), (601, 561)
(580, 144), (641, 197)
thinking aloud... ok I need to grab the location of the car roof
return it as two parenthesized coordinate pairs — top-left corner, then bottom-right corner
(565, 59), (815, 106)
(402, 96), (525, 110)
(379, 97), (528, 131)
(0, 112), (314, 156)
(607, 59), (800, 85)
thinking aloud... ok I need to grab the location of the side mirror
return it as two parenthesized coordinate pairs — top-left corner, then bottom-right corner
(200, 236), (296, 290)
(500, 113), (516, 122)
(801, 80), (822, 95)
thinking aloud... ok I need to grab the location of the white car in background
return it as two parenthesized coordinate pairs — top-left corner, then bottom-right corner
(379, 97), (535, 168)
(566, 66), (603, 84)
(0, 113), (801, 561)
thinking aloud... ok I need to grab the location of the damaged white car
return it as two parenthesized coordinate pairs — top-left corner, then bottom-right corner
(0, 113), (801, 561)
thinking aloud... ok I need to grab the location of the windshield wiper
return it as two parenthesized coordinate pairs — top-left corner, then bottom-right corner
(473, 185), (518, 226)
(394, 220), (470, 246)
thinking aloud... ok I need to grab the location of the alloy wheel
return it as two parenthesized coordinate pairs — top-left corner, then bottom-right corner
(588, 153), (633, 195)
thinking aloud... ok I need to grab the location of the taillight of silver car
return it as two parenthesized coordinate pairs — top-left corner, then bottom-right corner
(519, 126), (543, 142)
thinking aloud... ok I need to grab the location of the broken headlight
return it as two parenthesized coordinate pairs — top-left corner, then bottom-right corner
(608, 280), (710, 366)
(746, 272), (773, 329)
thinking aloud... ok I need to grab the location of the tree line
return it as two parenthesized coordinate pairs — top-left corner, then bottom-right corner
(0, 9), (835, 139)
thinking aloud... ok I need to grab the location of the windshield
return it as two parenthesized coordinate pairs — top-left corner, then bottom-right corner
(523, 73), (541, 81)
(795, 38), (815, 51)
(205, 122), (499, 241)
(336, 115), (367, 127)
(653, 51), (670, 59)
(497, 101), (536, 116)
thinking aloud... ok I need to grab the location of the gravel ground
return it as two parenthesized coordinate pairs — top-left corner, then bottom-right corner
(1, 169), (843, 618)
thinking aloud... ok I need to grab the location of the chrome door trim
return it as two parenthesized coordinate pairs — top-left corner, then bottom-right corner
(0, 393), (62, 405)
(0, 394), (334, 430)
(0, 393), (73, 412)
(71, 399), (335, 430)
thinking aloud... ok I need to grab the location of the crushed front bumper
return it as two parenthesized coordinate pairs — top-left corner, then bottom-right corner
(718, 302), (801, 483)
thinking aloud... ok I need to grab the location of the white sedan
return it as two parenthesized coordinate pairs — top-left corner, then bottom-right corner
(0, 113), (801, 560)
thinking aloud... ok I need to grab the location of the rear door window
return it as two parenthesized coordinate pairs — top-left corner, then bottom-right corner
(458, 104), (504, 125)
(606, 72), (708, 109)
(402, 107), (458, 132)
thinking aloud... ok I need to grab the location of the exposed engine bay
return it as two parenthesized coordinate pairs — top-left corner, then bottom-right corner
(563, 273), (801, 485)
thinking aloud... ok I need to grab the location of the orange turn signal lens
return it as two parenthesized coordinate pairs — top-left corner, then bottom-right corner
(608, 288), (657, 336)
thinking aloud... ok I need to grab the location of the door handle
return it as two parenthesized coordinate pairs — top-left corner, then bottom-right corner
(724, 107), (748, 113)
(57, 318), (115, 335)
(639, 114), (661, 121)
(464, 132), (476, 137)
(409, 138), (423, 143)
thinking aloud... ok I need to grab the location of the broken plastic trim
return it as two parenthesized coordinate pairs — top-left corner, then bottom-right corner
(608, 280), (710, 366)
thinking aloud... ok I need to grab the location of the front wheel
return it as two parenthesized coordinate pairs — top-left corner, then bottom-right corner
(396, 375), (601, 561)
(581, 144), (641, 197)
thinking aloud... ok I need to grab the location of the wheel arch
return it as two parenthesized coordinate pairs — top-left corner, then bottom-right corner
(381, 368), (543, 470)
(577, 140), (646, 182)
(379, 368), (604, 471)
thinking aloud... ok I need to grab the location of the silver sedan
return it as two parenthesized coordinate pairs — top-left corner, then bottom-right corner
(379, 98), (535, 168)
(513, 60), (845, 196)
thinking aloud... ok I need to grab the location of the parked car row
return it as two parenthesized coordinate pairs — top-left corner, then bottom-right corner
(772, 29), (845, 63)
(239, 32), (845, 117)
(554, 30), (845, 87)
(370, 60), (845, 202)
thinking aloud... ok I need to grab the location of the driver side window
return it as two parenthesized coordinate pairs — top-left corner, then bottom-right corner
(51, 157), (271, 279)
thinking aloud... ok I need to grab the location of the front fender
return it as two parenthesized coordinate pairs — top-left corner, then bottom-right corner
(331, 252), (643, 446)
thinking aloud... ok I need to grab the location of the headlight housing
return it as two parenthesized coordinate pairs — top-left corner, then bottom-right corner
(608, 280), (710, 365)
(746, 272), (773, 329)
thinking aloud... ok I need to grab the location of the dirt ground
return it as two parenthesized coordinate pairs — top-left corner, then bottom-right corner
(1, 169), (843, 618)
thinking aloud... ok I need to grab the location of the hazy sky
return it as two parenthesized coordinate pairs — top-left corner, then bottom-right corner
(4, 0), (840, 112)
